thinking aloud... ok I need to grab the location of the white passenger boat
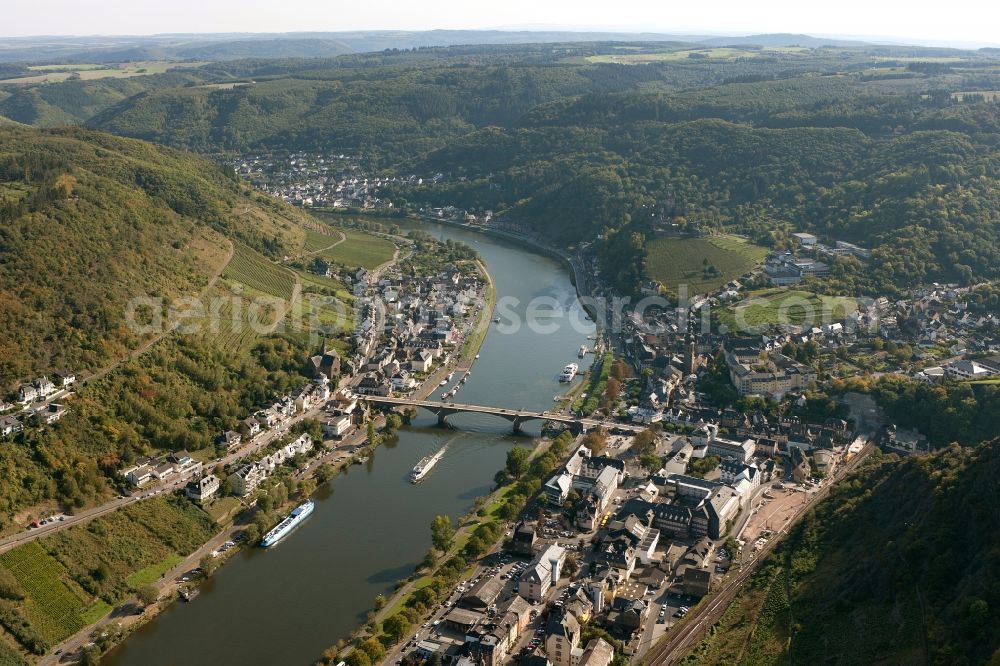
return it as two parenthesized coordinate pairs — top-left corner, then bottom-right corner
(260, 501), (314, 547)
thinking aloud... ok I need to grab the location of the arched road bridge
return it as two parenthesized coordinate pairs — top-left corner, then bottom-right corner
(359, 396), (648, 435)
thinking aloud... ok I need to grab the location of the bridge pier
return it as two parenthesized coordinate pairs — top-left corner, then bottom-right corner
(359, 397), (643, 436)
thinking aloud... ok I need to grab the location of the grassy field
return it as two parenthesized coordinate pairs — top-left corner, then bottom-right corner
(315, 227), (396, 270)
(714, 288), (858, 332)
(646, 235), (769, 295)
(27, 63), (106, 71)
(125, 553), (184, 588)
(587, 46), (808, 64)
(296, 269), (354, 301)
(1, 61), (205, 85)
(0, 636), (28, 665)
(951, 90), (1000, 101)
(303, 229), (345, 253)
(203, 497), (244, 525)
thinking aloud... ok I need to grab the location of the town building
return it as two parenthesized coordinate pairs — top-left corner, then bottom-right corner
(519, 544), (566, 602)
(186, 474), (220, 503)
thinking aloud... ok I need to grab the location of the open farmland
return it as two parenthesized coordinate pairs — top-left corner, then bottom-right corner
(0, 61), (206, 85)
(715, 288), (858, 333)
(646, 235), (768, 295)
(587, 46), (809, 64)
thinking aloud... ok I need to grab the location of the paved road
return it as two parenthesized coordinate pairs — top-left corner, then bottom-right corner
(363, 396), (647, 433)
(0, 399), (329, 555)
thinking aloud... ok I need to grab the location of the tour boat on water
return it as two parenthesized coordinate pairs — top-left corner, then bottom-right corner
(410, 445), (448, 483)
(559, 363), (579, 382)
(260, 501), (314, 547)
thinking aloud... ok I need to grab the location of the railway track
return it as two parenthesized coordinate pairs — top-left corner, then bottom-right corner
(641, 442), (876, 665)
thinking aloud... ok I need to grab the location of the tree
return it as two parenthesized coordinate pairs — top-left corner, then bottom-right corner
(316, 463), (335, 483)
(505, 447), (531, 478)
(382, 614), (410, 643)
(385, 412), (403, 434)
(199, 554), (219, 577)
(137, 584), (159, 606)
(367, 421), (378, 447)
(344, 649), (371, 666)
(639, 453), (662, 472)
(298, 477), (317, 499)
(583, 427), (608, 455)
(631, 429), (658, 457)
(430, 515), (455, 552)
(356, 637), (386, 663)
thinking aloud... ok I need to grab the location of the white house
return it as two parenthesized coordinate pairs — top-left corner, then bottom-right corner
(186, 474), (220, 504)
(519, 545), (566, 602)
(411, 350), (434, 373)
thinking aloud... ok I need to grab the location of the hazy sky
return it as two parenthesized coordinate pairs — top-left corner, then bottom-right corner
(2, 0), (998, 47)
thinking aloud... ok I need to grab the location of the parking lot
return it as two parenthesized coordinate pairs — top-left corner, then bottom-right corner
(741, 483), (810, 546)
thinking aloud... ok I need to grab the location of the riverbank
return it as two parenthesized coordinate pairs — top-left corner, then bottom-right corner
(54, 245), (496, 666)
(94, 214), (594, 666)
(42, 420), (376, 665)
(412, 214), (601, 323)
(331, 428), (581, 666)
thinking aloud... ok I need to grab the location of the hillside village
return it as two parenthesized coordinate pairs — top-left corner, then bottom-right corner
(231, 151), (437, 211)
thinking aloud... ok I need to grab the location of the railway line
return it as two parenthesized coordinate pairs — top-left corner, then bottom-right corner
(641, 441), (876, 665)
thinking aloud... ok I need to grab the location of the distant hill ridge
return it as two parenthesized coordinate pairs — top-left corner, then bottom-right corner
(0, 30), (898, 63)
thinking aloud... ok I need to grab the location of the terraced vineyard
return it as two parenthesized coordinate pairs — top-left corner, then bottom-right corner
(0, 542), (88, 650)
(202, 288), (282, 351)
(303, 229), (345, 253)
(222, 244), (296, 299)
(646, 235), (768, 295)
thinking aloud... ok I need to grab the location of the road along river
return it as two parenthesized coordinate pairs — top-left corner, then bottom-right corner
(103, 221), (596, 666)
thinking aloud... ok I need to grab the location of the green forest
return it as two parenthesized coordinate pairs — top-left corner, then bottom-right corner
(0, 126), (313, 385)
(4, 44), (1000, 294)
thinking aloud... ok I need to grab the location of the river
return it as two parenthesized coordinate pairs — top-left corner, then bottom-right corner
(103, 221), (595, 666)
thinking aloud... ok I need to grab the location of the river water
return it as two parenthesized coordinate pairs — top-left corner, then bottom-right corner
(103, 222), (595, 666)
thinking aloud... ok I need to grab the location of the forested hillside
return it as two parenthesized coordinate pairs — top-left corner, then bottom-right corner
(0, 126), (310, 388)
(0, 70), (215, 126)
(5, 43), (1000, 295)
(0, 125), (326, 523)
(87, 52), (695, 159)
(406, 85), (1000, 294)
(684, 439), (1000, 665)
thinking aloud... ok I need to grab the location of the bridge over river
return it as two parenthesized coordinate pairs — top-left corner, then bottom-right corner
(360, 396), (647, 434)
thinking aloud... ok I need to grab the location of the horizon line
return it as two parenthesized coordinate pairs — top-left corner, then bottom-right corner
(0, 28), (997, 50)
